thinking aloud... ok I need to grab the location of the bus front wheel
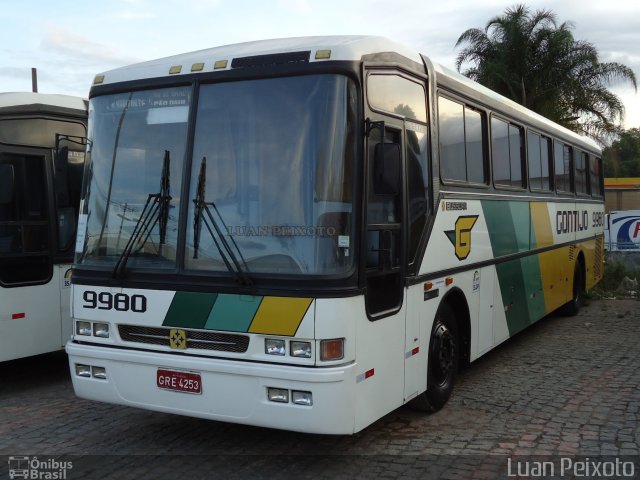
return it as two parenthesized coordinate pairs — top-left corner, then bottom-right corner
(410, 303), (459, 412)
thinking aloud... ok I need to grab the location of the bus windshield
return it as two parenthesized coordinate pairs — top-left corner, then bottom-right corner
(78, 74), (357, 277)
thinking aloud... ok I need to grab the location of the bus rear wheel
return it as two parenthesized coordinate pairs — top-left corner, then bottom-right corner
(560, 261), (584, 316)
(410, 303), (458, 412)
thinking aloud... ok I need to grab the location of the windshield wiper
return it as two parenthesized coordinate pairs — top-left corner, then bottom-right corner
(113, 150), (172, 279)
(193, 156), (253, 287)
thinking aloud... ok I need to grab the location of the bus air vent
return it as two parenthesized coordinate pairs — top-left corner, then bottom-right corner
(118, 325), (249, 353)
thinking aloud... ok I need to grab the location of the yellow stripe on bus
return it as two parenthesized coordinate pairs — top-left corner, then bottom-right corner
(537, 247), (570, 313)
(248, 297), (313, 336)
(531, 203), (568, 313)
(530, 202), (553, 248)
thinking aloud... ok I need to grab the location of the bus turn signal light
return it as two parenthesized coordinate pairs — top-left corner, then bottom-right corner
(320, 338), (344, 361)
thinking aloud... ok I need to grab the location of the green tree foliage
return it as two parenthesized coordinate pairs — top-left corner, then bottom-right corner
(603, 128), (640, 177)
(455, 4), (637, 144)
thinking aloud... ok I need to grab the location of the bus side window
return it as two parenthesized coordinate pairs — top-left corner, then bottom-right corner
(590, 156), (603, 197)
(439, 97), (465, 182)
(439, 96), (487, 185)
(527, 132), (552, 191)
(575, 150), (589, 195)
(492, 117), (524, 188)
(554, 141), (573, 193)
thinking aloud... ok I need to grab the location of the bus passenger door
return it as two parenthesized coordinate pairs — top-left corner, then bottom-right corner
(53, 141), (86, 346)
(360, 69), (429, 416)
(0, 147), (62, 361)
(355, 121), (408, 420)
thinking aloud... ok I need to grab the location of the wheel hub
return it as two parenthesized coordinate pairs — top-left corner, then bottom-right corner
(432, 322), (455, 384)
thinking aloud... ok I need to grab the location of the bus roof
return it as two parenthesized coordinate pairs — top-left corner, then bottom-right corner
(0, 92), (87, 116)
(90, 35), (600, 153)
(92, 35), (422, 86)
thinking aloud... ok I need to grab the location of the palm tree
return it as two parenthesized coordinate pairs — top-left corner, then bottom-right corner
(455, 4), (637, 143)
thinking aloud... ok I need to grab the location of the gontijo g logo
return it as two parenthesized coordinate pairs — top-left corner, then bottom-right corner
(445, 215), (479, 261)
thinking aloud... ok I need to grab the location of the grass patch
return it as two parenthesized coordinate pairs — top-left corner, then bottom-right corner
(591, 252), (640, 299)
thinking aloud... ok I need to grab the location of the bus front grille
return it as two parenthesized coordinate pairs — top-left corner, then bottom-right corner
(118, 325), (249, 353)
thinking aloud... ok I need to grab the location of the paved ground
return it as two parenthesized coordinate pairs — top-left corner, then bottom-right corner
(1, 299), (639, 479)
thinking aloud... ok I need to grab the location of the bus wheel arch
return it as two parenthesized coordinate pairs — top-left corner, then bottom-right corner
(445, 288), (471, 367)
(410, 289), (470, 412)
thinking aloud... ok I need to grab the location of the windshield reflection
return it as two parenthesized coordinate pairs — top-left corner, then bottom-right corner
(77, 75), (356, 278)
(185, 75), (356, 275)
(79, 87), (190, 269)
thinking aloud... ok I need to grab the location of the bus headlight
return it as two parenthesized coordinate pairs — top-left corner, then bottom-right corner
(265, 338), (285, 356)
(76, 321), (92, 336)
(267, 387), (289, 403)
(92, 366), (107, 379)
(292, 390), (313, 406)
(75, 364), (91, 377)
(93, 322), (110, 338)
(290, 341), (311, 358)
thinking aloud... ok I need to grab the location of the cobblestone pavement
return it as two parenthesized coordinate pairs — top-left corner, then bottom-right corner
(1, 299), (639, 479)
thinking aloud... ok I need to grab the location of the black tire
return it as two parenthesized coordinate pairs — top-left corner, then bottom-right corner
(560, 261), (584, 316)
(410, 303), (459, 412)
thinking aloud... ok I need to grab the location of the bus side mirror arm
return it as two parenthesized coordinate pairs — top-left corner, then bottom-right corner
(365, 118), (384, 138)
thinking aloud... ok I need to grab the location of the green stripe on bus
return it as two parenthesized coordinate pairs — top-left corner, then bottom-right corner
(483, 200), (546, 335)
(204, 294), (262, 332)
(510, 201), (530, 252)
(522, 255), (547, 324)
(482, 200), (529, 257)
(163, 292), (218, 329)
(496, 259), (529, 335)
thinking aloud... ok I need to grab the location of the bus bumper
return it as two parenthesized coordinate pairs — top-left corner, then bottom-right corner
(66, 341), (358, 434)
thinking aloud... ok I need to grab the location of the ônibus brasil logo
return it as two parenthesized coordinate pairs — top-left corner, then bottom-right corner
(7, 456), (72, 479)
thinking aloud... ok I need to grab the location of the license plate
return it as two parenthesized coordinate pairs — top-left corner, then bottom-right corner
(157, 369), (202, 394)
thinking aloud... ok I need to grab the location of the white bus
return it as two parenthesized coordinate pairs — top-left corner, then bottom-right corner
(0, 93), (87, 362)
(67, 36), (604, 434)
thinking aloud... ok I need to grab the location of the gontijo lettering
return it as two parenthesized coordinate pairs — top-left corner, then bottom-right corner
(556, 210), (589, 234)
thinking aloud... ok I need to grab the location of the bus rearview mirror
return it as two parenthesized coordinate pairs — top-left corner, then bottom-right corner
(0, 164), (15, 204)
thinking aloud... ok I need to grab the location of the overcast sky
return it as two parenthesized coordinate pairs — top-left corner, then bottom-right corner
(1, 0), (638, 128)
